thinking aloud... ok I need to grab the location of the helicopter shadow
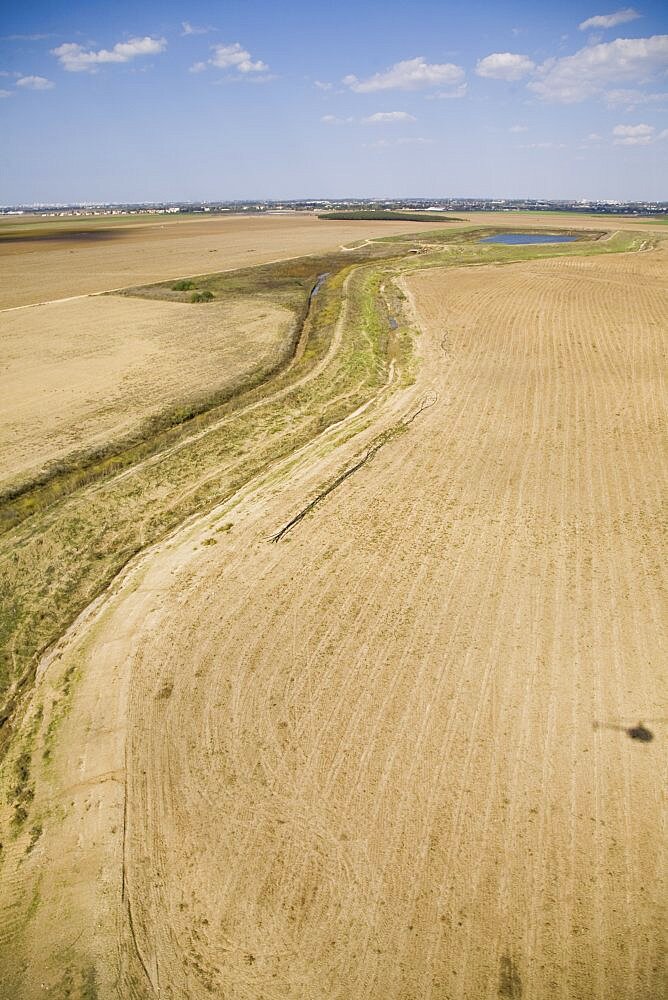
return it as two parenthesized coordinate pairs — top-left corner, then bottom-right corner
(593, 718), (666, 743)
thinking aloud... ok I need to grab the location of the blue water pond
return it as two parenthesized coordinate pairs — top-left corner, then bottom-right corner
(481, 233), (579, 245)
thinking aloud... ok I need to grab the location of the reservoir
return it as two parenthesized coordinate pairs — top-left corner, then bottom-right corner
(481, 233), (579, 245)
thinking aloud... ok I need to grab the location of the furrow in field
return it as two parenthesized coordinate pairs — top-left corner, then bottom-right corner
(172, 254), (661, 997)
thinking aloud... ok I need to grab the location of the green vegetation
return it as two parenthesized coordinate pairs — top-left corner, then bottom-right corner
(125, 247), (389, 306)
(0, 245), (411, 737)
(26, 820), (42, 852)
(2, 702), (42, 830)
(319, 210), (464, 223)
(190, 289), (214, 302)
(0, 247), (401, 531)
(9, 750), (34, 828)
(42, 663), (79, 764)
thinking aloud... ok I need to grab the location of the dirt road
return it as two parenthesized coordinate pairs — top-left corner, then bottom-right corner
(4, 248), (665, 999)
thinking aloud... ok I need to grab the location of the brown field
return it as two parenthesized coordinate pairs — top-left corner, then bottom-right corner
(0, 295), (294, 492)
(0, 213), (446, 309)
(2, 210), (663, 310)
(1, 241), (665, 998)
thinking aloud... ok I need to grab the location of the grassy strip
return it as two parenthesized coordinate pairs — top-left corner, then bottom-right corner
(0, 354), (296, 526)
(380, 225), (603, 245)
(119, 254), (335, 305)
(381, 230), (647, 261)
(119, 247), (403, 305)
(0, 252), (365, 526)
(0, 246), (419, 529)
(0, 259), (405, 740)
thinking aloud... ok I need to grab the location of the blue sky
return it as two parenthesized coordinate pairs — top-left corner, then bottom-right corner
(1, 0), (667, 202)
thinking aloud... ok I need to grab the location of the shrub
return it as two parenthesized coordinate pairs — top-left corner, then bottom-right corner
(171, 279), (195, 291)
(190, 290), (214, 303)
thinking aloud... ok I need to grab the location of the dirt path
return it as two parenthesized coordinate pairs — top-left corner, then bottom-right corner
(4, 249), (666, 999)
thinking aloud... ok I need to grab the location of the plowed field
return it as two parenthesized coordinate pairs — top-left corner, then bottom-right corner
(2, 247), (665, 999)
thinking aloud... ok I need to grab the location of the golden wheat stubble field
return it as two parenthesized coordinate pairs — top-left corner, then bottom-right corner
(8, 245), (665, 998)
(0, 295), (296, 493)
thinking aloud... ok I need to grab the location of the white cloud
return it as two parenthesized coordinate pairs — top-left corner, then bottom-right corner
(321, 114), (354, 124)
(0, 89), (12, 98)
(16, 75), (54, 90)
(509, 123), (528, 132)
(210, 42), (267, 73)
(181, 21), (215, 36)
(344, 56), (464, 92)
(192, 42), (272, 79)
(529, 35), (668, 103)
(314, 80), (333, 90)
(579, 8), (641, 31)
(425, 83), (468, 99)
(363, 111), (416, 123)
(612, 122), (655, 144)
(605, 87), (668, 108)
(476, 52), (535, 80)
(52, 36), (166, 72)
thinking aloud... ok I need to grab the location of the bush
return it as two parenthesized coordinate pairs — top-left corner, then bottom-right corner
(190, 290), (214, 303)
(171, 279), (195, 291)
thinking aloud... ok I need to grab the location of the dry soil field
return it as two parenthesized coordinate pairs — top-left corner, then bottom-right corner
(1, 230), (664, 998)
(2, 210), (663, 310)
(0, 213), (444, 309)
(0, 295), (295, 492)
